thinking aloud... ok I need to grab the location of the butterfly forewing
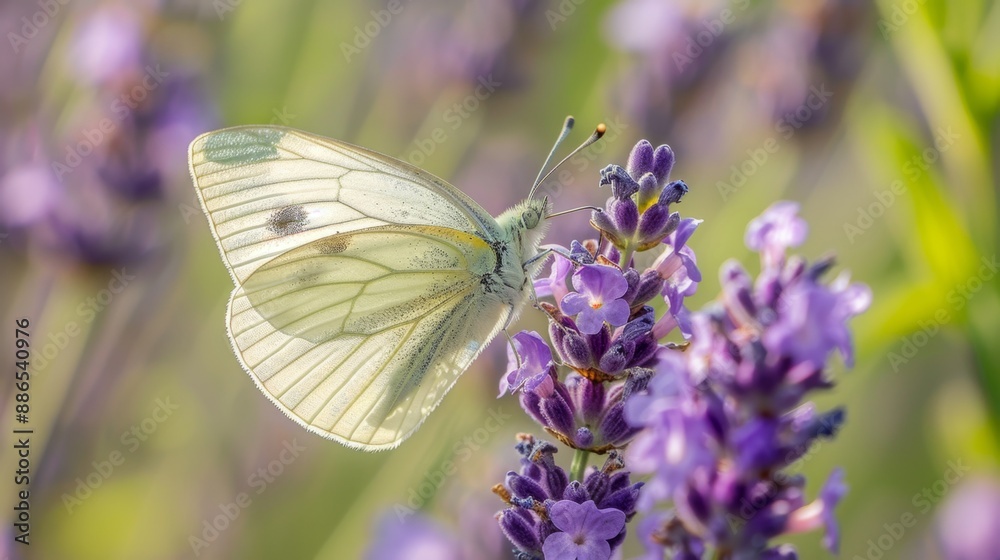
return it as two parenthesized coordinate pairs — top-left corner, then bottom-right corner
(189, 126), (501, 284)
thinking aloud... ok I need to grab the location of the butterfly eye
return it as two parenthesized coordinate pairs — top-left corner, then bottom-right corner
(522, 209), (540, 229)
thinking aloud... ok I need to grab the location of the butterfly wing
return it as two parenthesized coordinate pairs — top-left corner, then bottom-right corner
(231, 225), (510, 450)
(189, 126), (519, 450)
(189, 126), (502, 284)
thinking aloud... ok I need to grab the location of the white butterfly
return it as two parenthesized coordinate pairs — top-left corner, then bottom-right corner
(188, 124), (598, 450)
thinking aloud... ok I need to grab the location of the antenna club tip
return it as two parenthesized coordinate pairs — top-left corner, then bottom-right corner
(595, 123), (607, 137)
(564, 116), (575, 127)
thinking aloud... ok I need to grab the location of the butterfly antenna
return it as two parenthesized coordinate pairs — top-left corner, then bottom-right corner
(547, 205), (603, 219)
(528, 122), (607, 200)
(530, 116), (575, 198)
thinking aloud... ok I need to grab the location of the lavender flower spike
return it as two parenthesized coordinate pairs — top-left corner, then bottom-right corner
(591, 140), (689, 260)
(626, 202), (867, 558)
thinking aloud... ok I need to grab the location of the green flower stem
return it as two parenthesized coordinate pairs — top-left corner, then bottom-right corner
(618, 246), (634, 269)
(570, 448), (590, 482)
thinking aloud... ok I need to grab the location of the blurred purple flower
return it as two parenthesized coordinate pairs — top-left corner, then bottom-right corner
(0, 0), (215, 268)
(742, 13), (817, 122)
(761, 544), (800, 560)
(561, 265), (631, 335)
(1, 66), (211, 265)
(3, 91), (206, 264)
(601, 0), (729, 124)
(69, 5), (144, 85)
(365, 0), (535, 136)
(784, 468), (847, 554)
(743, 2), (870, 124)
(603, 0), (731, 77)
(365, 512), (462, 560)
(543, 500), (626, 560)
(0, 164), (60, 227)
(935, 476), (1000, 560)
(625, 350), (715, 505)
(745, 201), (808, 266)
(625, 202), (865, 558)
(763, 271), (871, 368)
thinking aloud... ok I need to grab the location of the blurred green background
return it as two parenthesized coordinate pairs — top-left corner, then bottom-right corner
(1, 0), (998, 558)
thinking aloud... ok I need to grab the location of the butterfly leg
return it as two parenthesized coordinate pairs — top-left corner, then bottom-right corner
(524, 247), (592, 310)
(523, 247), (554, 269)
(533, 245), (592, 267)
(524, 245), (592, 276)
(528, 274), (542, 310)
(503, 327), (523, 371)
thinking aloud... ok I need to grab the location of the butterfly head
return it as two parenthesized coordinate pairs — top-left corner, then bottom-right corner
(520, 196), (549, 230)
(498, 197), (550, 267)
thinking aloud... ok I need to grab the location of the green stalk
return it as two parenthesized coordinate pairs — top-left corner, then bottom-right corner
(570, 448), (590, 481)
(618, 245), (633, 269)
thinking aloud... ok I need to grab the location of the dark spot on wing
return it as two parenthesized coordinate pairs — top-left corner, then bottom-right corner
(267, 205), (308, 236)
(319, 236), (350, 254)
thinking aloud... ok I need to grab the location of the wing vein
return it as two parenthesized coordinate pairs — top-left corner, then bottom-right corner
(349, 296), (475, 442)
(309, 322), (418, 427)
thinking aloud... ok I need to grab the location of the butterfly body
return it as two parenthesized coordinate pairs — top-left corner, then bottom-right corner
(189, 126), (548, 450)
(484, 200), (551, 295)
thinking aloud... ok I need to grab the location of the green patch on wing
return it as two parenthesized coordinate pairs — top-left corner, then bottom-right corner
(203, 128), (285, 165)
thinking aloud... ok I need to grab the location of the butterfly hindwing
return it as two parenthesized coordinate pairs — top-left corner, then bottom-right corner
(229, 225), (511, 450)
